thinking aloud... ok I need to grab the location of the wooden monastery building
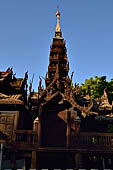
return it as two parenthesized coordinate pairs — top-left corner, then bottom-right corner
(0, 9), (113, 170)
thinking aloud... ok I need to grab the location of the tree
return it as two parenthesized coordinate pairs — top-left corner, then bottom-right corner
(79, 76), (113, 104)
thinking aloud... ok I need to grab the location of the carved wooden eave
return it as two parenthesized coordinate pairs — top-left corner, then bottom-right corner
(38, 69), (61, 98)
(0, 68), (13, 83)
(44, 91), (63, 102)
(0, 69), (27, 92)
(64, 91), (95, 118)
(38, 76), (99, 121)
(36, 62), (98, 118)
(10, 78), (23, 89)
(0, 72), (10, 82)
(0, 69), (28, 106)
(0, 93), (10, 99)
(0, 92), (24, 105)
(0, 93), (22, 100)
(41, 91), (95, 119)
(0, 98), (24, 105)
(98, 105), (112, 111)
(51, 40), (66, 48)
(39, 69), (72, 100)
(38, 78), (96, 118)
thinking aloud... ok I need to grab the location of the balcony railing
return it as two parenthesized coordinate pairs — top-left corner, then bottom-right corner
(71, 132), (113, 148)
(12, 130), (113, 150)
(14, 130), (38, 145)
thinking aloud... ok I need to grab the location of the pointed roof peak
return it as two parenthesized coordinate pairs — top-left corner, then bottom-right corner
(56, 6), (60, 16)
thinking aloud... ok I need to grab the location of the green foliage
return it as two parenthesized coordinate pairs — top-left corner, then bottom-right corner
(79, 76), (113, 104)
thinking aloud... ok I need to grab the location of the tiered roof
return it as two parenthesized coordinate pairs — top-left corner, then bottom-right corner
(0, 68), (28, 105)
(29, 9), (113, 119)
(31, 9), (97, 118)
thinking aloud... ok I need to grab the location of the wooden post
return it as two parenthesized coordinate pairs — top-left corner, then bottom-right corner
(66, 110), (71, 148)
(31, 151), (37, 169)
(38, 105), (42, 146)
(75, 153), (83, 169)
(0, 144), (3, 170)
(10, 151), (15, 170)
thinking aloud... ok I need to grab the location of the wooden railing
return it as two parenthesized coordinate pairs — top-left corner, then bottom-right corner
(13, 130), (113, 150)
(71, 132), (113, 147)
(14, 130), (38, 144)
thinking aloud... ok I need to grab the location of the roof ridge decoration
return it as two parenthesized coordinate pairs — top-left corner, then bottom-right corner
(64, 88), (96, 118)
(99, 88), (112, 110)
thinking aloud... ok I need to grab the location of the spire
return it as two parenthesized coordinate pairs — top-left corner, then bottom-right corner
(56, 6), (61, 32)
(55, 7), (62, 38)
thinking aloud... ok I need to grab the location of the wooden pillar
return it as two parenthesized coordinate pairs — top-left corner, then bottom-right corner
(0, 144), (3, 170)
(75, 153), (83, 169)
(10, 151), (15, 170)
(38, 105), (42, 147)
(31, 151), (37, 169)
(66, 110), (71, 148)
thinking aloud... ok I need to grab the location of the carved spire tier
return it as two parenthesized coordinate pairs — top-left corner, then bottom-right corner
(45, 8), (69, 87)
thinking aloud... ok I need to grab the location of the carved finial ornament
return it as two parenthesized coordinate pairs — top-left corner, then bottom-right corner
(55, 7), (62, 38)
(56, 7), (61, 32)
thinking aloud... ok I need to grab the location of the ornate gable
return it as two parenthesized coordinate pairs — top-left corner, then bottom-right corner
(0, 68), (28, 105)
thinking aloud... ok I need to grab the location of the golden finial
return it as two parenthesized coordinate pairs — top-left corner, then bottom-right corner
(56, 6), (61, 33)
(57, 6), (59, 12)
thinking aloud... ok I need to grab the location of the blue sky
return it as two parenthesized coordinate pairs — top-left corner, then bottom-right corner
(0, 0), (113, 91)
